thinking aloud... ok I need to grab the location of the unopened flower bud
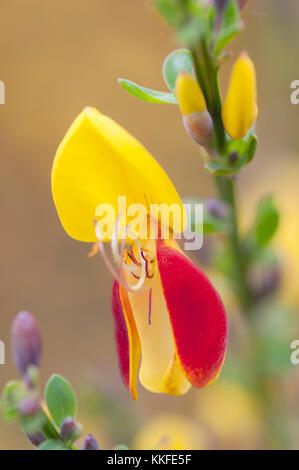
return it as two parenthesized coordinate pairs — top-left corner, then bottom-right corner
(222, 51), (258, 139)
(176, 72), (207, 116)
(176, 71), (213, 145)
(27, 431), (45, 448)
(250, 266), (281, 301)
(82, 434), (100, 450)
(205, 198), (230, 219)
(19, 396), (40, 416)
(213, 0), (229, 11)
(60, 417), (83, 442)
(11, 311), (42, 377)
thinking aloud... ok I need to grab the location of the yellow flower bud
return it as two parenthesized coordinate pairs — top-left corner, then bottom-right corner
(175, 72), (213, 145)
(222, 52), (258, 139)
(175, 72), (207, 115)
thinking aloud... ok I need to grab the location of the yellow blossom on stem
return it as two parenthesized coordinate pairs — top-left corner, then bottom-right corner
(176, 72), (207, 115)
(175, 72), (213, 145)
(51, 108), (227, 399)
(222, 52), (258, 139)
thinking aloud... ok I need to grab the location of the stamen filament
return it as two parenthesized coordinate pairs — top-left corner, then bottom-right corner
(148, 288), (152, 326)
(94, 220), (147, 293)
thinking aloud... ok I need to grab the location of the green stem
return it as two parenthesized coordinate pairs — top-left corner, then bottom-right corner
(189, 19), (286, 451)
(192, 45), (226, 153)
(215, 176), (253, 311)
(192, 46), (253, 311)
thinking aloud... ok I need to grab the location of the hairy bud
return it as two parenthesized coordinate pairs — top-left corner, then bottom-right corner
(205, 198), (230, 219)
(19, 396), (40, 416)
(60, 417), (83, 442)
(213, 0), (228, 10)
(82, 434), (100, 450)
(214, 0), (246, 11)
(27, 431), (45, 448)
(11, 311), (42, 377)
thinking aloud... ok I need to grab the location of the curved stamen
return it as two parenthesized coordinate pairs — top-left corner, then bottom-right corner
(111, 215), (140, 276)
(111, 213), (123, 265)
(127, 246), (141, 267)
(141, 251), (155, 279)
(94, 220), (147, 293)
(148, 288), (152, 326)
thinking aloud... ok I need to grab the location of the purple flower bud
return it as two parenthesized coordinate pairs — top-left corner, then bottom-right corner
(19, 396), (40, 416)
(27, 431), (45, 448)
(213, 0), (228, 11)
(11, 311), (42, 376)
(205, 198), (230, 219)
(214, 0), (247, 12)
(82, 434), (100, 450)
(251, 266), (281, 301)
(60, 417), (82, 442)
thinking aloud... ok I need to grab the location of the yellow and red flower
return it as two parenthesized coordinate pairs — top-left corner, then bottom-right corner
(51, 107), (227, 399)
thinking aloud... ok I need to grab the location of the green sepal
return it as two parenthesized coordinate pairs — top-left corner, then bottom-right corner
(214, 0), (242, 56)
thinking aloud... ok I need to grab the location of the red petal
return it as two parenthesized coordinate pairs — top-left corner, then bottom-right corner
(111, 281), (141, 399)
(157, 240), (227, 388)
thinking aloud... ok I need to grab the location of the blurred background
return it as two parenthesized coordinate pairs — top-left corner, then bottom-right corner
(1, 0), (299, 449)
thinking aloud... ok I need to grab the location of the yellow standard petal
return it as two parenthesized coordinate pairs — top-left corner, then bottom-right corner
(222, 52), (258, 139)
(51, 107), (185, 242)
(175, 72), (207, 116)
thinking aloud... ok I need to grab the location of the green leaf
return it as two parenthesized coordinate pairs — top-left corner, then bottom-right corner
(183, 197), (231, 235)
(254, 196), (279, 247)
(45, 375), (77, 429)
(212, 245), (236, 280)
(162, 49), (193, 91)
(118, 79), (176, 104)
(38, 439), (70, 451)
(253, 302), (295, 377)
(113, 444), (129, 450)
(155, 0), (184, 28)
(21, 410), (47, 435)
(2, 380), (27, 422)
(214, 0), (241, 56)
(178, 16), (207, 47)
